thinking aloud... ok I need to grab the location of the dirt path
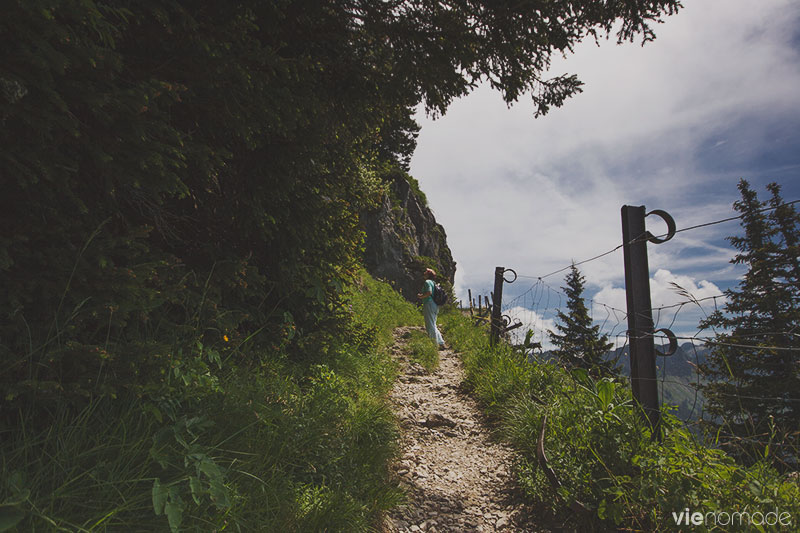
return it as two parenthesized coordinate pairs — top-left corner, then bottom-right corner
(382, 326), (547, 533)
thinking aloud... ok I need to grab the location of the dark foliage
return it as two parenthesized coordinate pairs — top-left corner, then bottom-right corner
(699, 179), (800, 466)
(0, 0), (681, 418)
(549, 264), (616, 376)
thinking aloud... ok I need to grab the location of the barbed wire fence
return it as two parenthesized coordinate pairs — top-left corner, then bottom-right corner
(461, 200), (800, 457)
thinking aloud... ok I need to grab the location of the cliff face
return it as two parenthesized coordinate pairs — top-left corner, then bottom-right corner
(361, 173), (456, 302)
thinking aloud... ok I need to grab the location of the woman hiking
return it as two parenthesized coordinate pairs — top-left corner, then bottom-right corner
(417, 268), (446, 350)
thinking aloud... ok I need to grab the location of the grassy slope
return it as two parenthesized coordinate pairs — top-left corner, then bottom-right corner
(438, 310), (800, 531)
(0, 271), (421, 532)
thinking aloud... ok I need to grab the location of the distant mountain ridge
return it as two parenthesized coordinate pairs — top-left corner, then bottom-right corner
(536, 342), (709, 421)
(610, 342), (708, 421)
(605, 342), (710, 378)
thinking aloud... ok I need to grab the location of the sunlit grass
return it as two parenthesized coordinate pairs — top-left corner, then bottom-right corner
(1, 271), (421, 531)
(406, 330), (439, 372)
(437, 308), (800, 531)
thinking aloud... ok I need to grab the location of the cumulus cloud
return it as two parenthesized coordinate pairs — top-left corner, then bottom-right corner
(502, 305), (558, 349)
(411, 0), (800, 304)
(592, 269), (726, 339)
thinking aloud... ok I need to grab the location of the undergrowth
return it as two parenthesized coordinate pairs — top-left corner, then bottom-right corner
(439, 310), (800, 532)
(0, 270), (421, 532)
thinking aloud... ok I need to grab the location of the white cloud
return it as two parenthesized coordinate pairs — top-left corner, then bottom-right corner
(593, 269), (725, 309)
(411, 0), (800, 305)
(503, 305), (558, 349)
(497, 269), (724, 352)
(592, 269), (726, 340)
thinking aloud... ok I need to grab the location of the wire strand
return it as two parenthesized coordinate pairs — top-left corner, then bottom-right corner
(513, 198), (800, 281)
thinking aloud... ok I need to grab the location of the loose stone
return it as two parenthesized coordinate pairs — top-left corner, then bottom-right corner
(383, 326), (546, 532)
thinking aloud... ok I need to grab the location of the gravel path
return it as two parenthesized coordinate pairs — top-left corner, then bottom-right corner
(382, 326), (547, 533)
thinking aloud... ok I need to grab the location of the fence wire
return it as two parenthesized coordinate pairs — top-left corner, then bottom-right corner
(463, 199), (800, 452)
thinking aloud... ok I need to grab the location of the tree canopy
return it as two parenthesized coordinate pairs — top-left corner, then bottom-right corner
(0, 0), (681, 411)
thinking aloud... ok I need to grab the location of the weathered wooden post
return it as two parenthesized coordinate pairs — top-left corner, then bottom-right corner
(490, 267), (505, 346)
(621, 205), (675, 440)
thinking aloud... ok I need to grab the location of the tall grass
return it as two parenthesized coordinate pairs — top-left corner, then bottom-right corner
(1, 270), (421, 531)
(1, 398), (161, 531)
(406, 331), (439, 372)
(439, 310), (800, 531)
(345, 271), (422, 345)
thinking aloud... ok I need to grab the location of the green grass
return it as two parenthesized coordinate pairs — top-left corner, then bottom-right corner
(438, 309), (800, 531)
(0, 270), (422, 532)
(1, 398), (161, 531)
(344, 270), (422, 346)
(406, 330), (439, 372)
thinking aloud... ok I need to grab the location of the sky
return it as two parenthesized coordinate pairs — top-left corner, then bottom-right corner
(409, 0), (800, 347)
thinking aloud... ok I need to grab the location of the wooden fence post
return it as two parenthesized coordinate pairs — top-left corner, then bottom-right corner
(621, 205), (676, 440)
(490, 267), (505, 346)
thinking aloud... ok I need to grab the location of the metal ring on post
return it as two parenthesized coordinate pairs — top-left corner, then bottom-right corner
(654, 328), (678, 357)
(503, 268), (518, 284)
(645, 209), (676, 244)
(502, 314), (511, 328)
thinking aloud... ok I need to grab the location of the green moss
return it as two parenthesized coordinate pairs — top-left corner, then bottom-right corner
(384, 167), (428, 210)
(404, 174), (428, 208)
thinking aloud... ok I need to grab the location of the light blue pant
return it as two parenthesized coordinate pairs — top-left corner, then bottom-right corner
(423, 299), (444, 346)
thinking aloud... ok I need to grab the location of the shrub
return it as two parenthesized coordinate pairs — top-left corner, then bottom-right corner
(439, 310), (800, 531)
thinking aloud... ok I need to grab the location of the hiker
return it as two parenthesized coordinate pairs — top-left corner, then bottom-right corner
(417, 268), (446, 349)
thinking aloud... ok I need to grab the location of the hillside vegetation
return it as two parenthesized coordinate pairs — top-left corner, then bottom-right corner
(1, 0), (680, 423)
(1, 270), (420, 531)
(439, 310), (800, 531)
(2, 1), (689, 530)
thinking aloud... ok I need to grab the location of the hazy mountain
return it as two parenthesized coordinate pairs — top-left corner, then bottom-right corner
(534, 342), (709, 421)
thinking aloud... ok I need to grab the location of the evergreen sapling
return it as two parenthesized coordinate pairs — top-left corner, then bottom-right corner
(549, 264), (616, 377)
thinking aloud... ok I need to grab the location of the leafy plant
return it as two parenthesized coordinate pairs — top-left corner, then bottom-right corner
(439, 309), (800, 531)
(0, 273), (418, 531)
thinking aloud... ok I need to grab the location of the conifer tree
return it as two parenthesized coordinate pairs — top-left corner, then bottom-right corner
(699, 179), (800, 462)
(549, 264), (615, 376)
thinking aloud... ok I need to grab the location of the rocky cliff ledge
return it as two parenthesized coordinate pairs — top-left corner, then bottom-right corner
(361, 171), (456, 302)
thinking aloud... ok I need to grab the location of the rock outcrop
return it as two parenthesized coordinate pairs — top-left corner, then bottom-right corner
(361, 171), (456, 302)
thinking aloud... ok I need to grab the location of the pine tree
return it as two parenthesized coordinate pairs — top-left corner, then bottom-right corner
(549, 264), (616, 376)
(698, 179), (800, 463)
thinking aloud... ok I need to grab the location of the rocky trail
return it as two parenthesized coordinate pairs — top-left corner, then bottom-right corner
(382, 326), (547, 533)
